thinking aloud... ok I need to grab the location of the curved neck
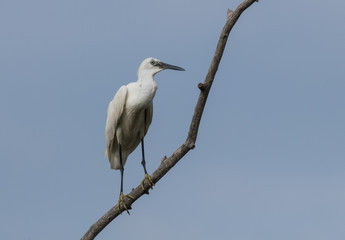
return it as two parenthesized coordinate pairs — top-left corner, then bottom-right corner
(137, 71), (156, 85)
(137, 68), (162, 83)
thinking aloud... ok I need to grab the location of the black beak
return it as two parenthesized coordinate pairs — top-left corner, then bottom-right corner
(159, 61), (185, 71)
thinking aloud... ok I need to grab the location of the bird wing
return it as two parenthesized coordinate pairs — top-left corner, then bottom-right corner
(105, 85), (128, 157)
(144, 102), (153, 136)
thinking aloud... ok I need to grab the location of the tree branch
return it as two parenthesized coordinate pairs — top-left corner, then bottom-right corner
(81, 1), (258, 239)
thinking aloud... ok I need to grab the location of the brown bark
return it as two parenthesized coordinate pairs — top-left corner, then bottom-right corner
(81, 1), (258, 239)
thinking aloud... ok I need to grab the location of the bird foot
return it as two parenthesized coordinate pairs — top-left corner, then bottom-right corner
(117, 192), (134, 214)
(141, 173), (155, 191)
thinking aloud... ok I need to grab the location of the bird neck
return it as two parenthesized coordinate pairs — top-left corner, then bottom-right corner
(137, 74), (157, 96)
(137, 73), (155, 86)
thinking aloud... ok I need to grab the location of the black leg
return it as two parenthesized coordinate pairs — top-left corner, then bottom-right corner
(117, 143), (134, 214)
(140, 110), (154, 191)
(140, 138), (154, 191)
(119, 143), (124, 194)
(141, 138), (148, 175)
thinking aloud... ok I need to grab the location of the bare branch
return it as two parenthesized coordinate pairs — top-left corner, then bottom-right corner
(81, 1), (258, 239)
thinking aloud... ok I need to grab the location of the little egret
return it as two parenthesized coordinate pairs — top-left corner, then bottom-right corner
(105, 57), (185, 213)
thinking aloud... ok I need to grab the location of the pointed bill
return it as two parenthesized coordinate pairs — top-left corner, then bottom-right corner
(158, 61), (185, 71)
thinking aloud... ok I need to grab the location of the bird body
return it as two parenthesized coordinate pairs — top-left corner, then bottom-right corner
(105, 79), (156, 169)
(104, 57), (184, 212)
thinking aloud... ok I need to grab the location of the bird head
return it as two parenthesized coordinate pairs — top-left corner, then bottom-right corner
(137, 57), (185, 78)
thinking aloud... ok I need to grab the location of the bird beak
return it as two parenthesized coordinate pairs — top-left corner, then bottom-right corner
(158, 61), (185, 71)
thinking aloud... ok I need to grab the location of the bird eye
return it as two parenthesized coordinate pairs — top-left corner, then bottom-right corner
(150, 60), (156, 65)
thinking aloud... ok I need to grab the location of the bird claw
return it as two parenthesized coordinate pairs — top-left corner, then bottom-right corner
(141, 173), (155, 191)
(117, 192), (134, 214)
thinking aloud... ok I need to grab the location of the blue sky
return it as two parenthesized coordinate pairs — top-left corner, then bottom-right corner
(1, 0), (345, 239)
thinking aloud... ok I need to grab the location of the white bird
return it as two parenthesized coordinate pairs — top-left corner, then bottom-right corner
(105, 57), (185, 212)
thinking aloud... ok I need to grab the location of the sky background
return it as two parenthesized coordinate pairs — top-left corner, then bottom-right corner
(1, 0), (345, 239)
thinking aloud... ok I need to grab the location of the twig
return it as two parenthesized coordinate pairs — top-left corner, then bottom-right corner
(81, 1), (258, 239)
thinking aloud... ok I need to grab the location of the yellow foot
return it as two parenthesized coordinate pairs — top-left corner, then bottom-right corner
(141, 173), (155, 191)
(117, 192), (134, 214)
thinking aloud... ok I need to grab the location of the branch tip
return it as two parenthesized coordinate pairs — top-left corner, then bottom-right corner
(161, 155), (167, 162)
(227, 9), (233, 19)
(198, 83), (206, 91)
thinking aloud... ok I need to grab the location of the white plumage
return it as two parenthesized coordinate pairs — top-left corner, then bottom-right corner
(105, 57), (184, 170)
(105, 57), (184, 212)
(105, 79), (154, 169)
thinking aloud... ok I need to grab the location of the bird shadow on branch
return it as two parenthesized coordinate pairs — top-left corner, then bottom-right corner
(81, 0), (258, 239)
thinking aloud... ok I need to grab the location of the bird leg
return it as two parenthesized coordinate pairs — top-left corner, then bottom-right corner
(140, 138), (154, 191)
(117, 144), (134, 214)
